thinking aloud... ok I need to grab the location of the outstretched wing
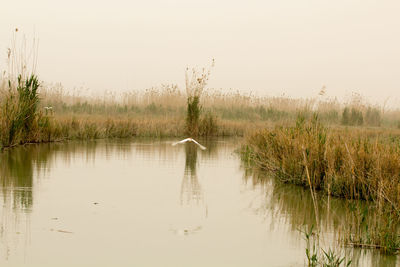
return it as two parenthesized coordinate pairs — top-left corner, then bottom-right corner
(171, 138), (206, 150)
(172, 138), (192, 146)
(190, 139), (206, 150)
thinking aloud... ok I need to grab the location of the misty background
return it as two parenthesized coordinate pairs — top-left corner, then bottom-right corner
(0, 0), (399, 106)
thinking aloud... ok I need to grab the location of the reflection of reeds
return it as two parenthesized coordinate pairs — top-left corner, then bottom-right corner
(0, 149), (34, 210)
(243, 169), (399, 265)
(180, 144), (202, 205)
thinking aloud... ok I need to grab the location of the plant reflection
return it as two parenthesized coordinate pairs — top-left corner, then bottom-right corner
(242, 167), (400, 267)
(0, 139), (396, 266)
(1, 147), (35, 210)
(180, 144), (202, 205)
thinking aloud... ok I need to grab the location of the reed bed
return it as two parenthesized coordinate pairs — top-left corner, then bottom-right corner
(241, 115), (400, 253)
(4, 77), (400, 149)
(38, 81), (400, 126)
(3, 30), (400, 149)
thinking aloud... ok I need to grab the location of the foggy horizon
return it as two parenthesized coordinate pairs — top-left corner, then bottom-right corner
(1, 0), (399, 106)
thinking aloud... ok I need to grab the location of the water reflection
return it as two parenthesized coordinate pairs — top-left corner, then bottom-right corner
(180, 144), (202, 205)
(1, 148), (35, 210)
(0, 140), (134, 211)
(178, 138), (220, 206)
(242, 168), (400, 267)
(0, 139), (211, 211)
(0, 139), (397, 266)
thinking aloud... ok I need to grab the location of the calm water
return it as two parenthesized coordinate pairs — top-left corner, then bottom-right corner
(0, 139), (398, 266)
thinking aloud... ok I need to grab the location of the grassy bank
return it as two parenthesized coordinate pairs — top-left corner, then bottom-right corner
(241, 115), (400, 253)
(4, 78), (400, 148)
(38, 82), (400, 127)
(33, 83), (400, 141)
(3, 37), (400, 148)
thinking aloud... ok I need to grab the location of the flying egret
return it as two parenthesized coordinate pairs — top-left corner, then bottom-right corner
(172, 138), (206, 150)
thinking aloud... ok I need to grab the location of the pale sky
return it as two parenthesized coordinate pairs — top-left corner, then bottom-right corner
(1, 0), (399, 104)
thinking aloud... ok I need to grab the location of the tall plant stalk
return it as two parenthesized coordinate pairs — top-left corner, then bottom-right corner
(0, 29), (40, 148)
(184, 60), (214, 136)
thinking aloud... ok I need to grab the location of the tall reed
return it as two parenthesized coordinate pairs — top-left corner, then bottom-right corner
(184, 60), (214, 136)
(0, 30), (42, 148)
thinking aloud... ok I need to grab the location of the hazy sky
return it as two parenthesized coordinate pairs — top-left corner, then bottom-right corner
(1, 0), (399, 104)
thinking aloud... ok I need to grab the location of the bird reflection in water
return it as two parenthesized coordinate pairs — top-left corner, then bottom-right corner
(171, 143), (206, 237)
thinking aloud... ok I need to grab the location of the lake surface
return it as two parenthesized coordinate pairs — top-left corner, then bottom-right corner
(0, 139), (398, 266)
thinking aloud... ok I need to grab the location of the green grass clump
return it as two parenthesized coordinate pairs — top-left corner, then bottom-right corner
(1, 74), (41, 147)
(302, 225), (351, 267)
(186, 95), (201, 136)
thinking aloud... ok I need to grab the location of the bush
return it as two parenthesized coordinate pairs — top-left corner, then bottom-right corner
(186, 96), (201, 136)
(342, 107), (363, 126)
(365, 107), (381, 126)
(199, 112), (218, 136)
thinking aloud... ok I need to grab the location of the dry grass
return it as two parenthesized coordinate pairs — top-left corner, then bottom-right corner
(241, 115), (400, 252)
(37, 81), (400, 126)
(3, 80), (399, 147)
(3, 31), (400, 147)
(2, 69), (400, 149)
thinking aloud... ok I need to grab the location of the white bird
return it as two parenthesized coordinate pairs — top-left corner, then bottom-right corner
(172, 138), (206, 150)
(44, 106), (54, 115)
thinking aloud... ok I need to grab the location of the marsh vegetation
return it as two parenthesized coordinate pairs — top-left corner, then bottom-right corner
(4, 79), (400, 148)
(2, 39), (400, 148)
(241, 115), (400, 255)
(2, 35), (400, 266)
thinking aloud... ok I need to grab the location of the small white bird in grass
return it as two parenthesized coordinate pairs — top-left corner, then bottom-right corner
(44, 106), (54, 115)
(172, 138), (206, 150)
